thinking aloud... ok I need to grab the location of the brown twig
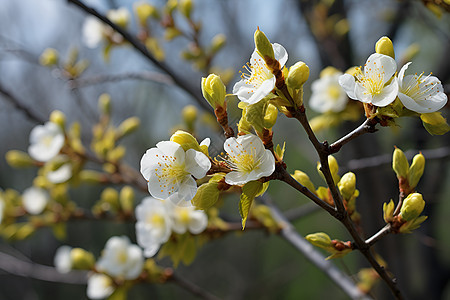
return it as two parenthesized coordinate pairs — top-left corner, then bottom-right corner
(329, 118), (378, 154)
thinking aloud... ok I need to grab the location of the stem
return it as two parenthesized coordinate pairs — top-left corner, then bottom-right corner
(329, 118), (378, 154)
(365, 224), (392, 247)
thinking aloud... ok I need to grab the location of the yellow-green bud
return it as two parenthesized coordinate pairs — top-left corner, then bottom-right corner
(70, 248), (95, 270)
(165, 0), (178, 14)
(164, 27), (181, 40)
(201, 74), (226, 108)
(119, 186), (134, 214)
(98, 93), (111, 115)
(320, 66), (340, 78)
(392, 147), (409, 179)
(400, 193), (425, 221)
(39, 48), (59, 66)
(6, 150), (34, 168)
(375, 36), (395, 59)
(117, 117), (140, 137)
(211, 34), (226, 53)
(254, 28), (274, 60)
(292, 170), (315, 192)
(383, 199), (395, 223)
(263, 104), (278, 129)
(306, 232), (334, 252)
(170, 130), (201, 152)
(182, 105), (198, 129)
(33, 176), (49, 189)
(135, 2), (159, 24)
(100, 188), (119, 211)
(178, 0), (193, 18)
(338, 172), (356, 200)
(286, 61), (310, 89)
(79, 170), (104, 184)
(107, 146), (126, 162)
(50, 110), (66, 129)
(420, 112), (450, 135)
(15, 223), (36, 240)
(408, 153), (425, 189)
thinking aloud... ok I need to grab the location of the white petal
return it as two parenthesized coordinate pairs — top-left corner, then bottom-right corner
(243, 77), (276, 105)
(47, 164), (72, 184)
(87, 274), (114, 299)
(237, 134), (265, 158)
(371, 80), (398, 107)
(177, 176), (198, 202)
(365, 53), (397, 83)
(397, 62), (412, 88)
(273, 43), (288, 67)
(82, 17), (104, 49)
(156, 141), (185, 165)
(185, 149), (211, 179)
(200, 138), (210, 147)
(143, 244), (161, 258)
(124, 245), (144, 280)
(338, 74), (357, 100)
(188, 211), (208, 234)
(224, 136), (241, 157)
(256, 150), (276, 177)
(22, 187), (49, 215)
(54, 246), (72, 274)
(168, 193), (193, 207)
(354, 82), (373, 104)
(147, 174), (171, 200)
(140, 147), (162, 181)
(225, 171), (249, 185)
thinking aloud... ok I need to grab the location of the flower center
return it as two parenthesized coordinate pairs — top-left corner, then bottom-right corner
(149, 214), (165, 227)
(117, 250), (128, 264)
(178, 209), (191, 225)
(42, 135), (54, 147)
(402, 73), (439, 101)
(154, 154), (189, 192)
(240, 58), (272, 88)
(326, 85), (342, 101)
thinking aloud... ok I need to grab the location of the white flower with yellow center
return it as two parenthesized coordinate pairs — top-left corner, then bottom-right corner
(22, 187), (49, 215)
(167, 201), (208, 234)
(140, 141), (211, 202)
(135, 197), (172, 257)
(310, 72), (348, 113)
(223, 133), (275, 185)
(87, 273), (114, 299)
(233, 43), (288, 105)
(339, 53), (398, 107)
(397, 62), (447, 113)
(28, 122), (64, 162)
(96, 236), (144, 280)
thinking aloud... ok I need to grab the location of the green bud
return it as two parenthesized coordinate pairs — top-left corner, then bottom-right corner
(70, 248), (95, 270)
(375, 36), (395, 59)
(182, 105), (198, 129)
(338, 172), (356, 200)
(164, 27), (181, 40)
(306, 232), (334, 252)
(383, 199), (395, 223)
(392, 147), (409, 179)
(178, 0), (193, 18)
(79, 170), (104, 184)
(286, 61), (310, 89)
(401, 43), (420, 62)
(254, 28), (274, 60)
(408, 153), (425, 190)
(319, 66), (341, 78)
(106, 146), (126, 162)
(263, 103), (278, 129)
(135, 2), (159, 24)
(49, 110), (66, 129)
(117, 117), (140, 137)
(170, 130), (201, 152)
(211, 34), (226, 53)
(39, 48), (59, 66)
(399, 215), (428, 233)
(6, 150), (34, 168)
(100, 188), (119, 212)
(165, 0), (178, 14)
(400, 193), (425, 221)
(119, 186), (134, 214)
(98, 93), (111, 115)
(201, 74), (226, 108)
(421, 112), (450, 135)
(318, 155), (340, 185)
(292, 170), (315, 192)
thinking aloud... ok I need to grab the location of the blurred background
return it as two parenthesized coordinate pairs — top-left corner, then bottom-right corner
(1, 0), (450, 299)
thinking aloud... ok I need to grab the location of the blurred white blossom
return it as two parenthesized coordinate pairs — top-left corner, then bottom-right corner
(54, 245), (73, 274)
(22, 187), (49, 215)
(168, 202), (208, 234)
(28, 122), (64, 162)
(87, 273), (114, 299)
(46, 162), (72, 184)
(310, 71), (348, 113)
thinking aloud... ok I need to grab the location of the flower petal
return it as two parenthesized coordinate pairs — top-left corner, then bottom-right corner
(188, 211), (208, 234)
(365, 53), (397, 84)
(273, 43), (288, 67)
(225, 171), (249, 185)
(176, 175), (198, 202)
(338, 74), (357, 100)
(371, 80), (398, 107)
(185, 149), (211, 179)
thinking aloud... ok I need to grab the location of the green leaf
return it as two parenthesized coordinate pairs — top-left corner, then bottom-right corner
(239, 181), (264, 229)
(191, 182), (220, 210)
(275, 142), (286, 160)
(245, 97), (270, 132)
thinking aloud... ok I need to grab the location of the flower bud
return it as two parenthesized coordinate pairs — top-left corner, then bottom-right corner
(420, 112), (450, 136)
(211, 34), (226, 53)
(70, 248), (95, 270)
(182, 105), (197, 129)
(201, 74), (226, 108)
(375, 36), (395, 59)
(50, 110), (66, 129)
(408, 153), (425, 190)
(318, 155), (340, 185)
(79, 170), (104, 184)
(400, 193), (425, 221)
(6, 150), (35, 168)
(119, 186), (134, 214)
(100, 188), (119, 212)
(292, 170), (315, 192)
(135, 2), (159, 25)
(263, 104), (278, 129)
(165, 0), (178, 14)
(178, 0), (193, 18)
(306, 232), (334, 252)
(98, 93), (111, 115)
(164, 27), (181, 40)
(117, 117), (140, 137)
(392, 147), (409, 179)
(383, 199), (395, 223)
(170, 130), (202, 152)
(338, 172), (356, 200)
(254, 28), (274, 60)
(319, 66), (340, 78)
(39, 48), (59, 66)
(286, 61), (310, 89)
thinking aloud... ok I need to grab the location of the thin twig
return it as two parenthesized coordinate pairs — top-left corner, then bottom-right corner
(69, 71), (174, 88)
(169, 273), (222, 300)
(329, 118), (378, 154)
(365, 224), (393, 247)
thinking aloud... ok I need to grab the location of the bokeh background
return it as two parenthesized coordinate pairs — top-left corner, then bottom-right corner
(1, 0), (450, 299)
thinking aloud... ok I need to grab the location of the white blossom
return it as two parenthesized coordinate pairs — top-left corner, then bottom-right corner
(46, 159), (72, 184)
(82, 17), (105, 49)
(135, 197), (173, 257)
(107, 7), (130, 27)
(397, 62), (447, 113)
(87, 273), (114, 299)
(223, 133), (275, 185)
(167, 201), (208, 234)
(28, 122), (64, 162)
(339, 53), (398, 107)
(310, 72), (348, 113)
(96, 236), (144, 280)
(22, 187), (49, 215)
(233, 43), (288, 105)
(140, 141), (211, 203)
(54, 245), (73, 274)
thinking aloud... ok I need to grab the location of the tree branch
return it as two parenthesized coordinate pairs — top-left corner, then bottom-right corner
(329, 118), (378, 154)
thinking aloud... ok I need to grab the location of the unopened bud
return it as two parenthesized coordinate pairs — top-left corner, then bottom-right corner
(79, 170), (104, 184)
(211, 34), (226, 53)
(421, 112), (450, 135)
(135, 2), (159, 25)
(306, 232), (334, 252)
(164, 27), (181, 40)
(182, 105), (198, 129)
(392, 147), (409, 179)
(50, 110), (66, 129)
(318, 155), (340, 185)
(70, 248), (95, 270)
(408, 153), (425, 189)
(375, 36), (395, 59)
(117, 117), (140, 137)
(119, 186), (134, 214)
(292, 170), (315, 192)
(338, 172), (356, 200)
(170, 130), (201, 152)
(263, 104), (278, 129)
(400, 193), (425, 221)
(178, 0), (193, 18)
(254, 28), (274, 60)
(286, 61), (310, 89)
(39, 48), (59, 66)
(383, 199), (395, 223)
(165, 0), (178, 14)
(6, 150), (34, 168)
(201, 74), (226, 108)
(98, 93), (111, 115)
(100, 188), (119, 211)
